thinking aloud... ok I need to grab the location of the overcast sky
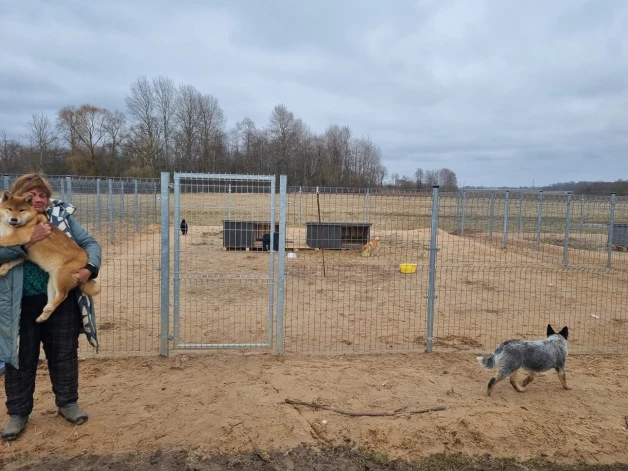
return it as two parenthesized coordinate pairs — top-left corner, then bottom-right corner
(1, 0), (627, 187)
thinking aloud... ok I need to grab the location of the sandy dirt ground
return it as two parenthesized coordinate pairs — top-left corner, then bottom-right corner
(1, 351), (628, 468)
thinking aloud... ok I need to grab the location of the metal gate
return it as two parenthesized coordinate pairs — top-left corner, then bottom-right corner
(164, 173), (287, 352)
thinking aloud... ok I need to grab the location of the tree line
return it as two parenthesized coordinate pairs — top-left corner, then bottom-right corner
(0, 76), (387, 187)
(387, 167), (459, 191)
(542, 180), (628, 196)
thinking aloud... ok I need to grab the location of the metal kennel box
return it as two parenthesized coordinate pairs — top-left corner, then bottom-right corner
(223, 220), (280, 249)
(305, 222), (372, 249)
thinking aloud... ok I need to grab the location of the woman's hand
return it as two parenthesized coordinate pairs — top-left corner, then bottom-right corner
(25, 222), (52, 248)
(72, 268), (92, 285)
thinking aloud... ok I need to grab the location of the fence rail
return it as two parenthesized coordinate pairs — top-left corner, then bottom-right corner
(1, 173), (626, 357)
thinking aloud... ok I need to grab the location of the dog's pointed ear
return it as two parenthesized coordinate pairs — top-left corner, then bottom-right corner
(2, 190), (11, 202)
(558, 326), (569, 340)
(24, 195), (33, 204)
(547, 324), (556, 337)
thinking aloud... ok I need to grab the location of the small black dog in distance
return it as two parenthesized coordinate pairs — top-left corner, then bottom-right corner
(180, 219), (188, 235)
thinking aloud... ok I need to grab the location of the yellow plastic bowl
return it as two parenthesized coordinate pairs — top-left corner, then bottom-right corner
(400, 263), (417, 274)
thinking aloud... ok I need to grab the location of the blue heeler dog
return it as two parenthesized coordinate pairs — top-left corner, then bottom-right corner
(476, 324), (571, 396)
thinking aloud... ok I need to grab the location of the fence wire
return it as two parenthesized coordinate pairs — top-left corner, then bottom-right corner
(432, 265), (628, 354)
(283, 187), (432, 354)
(2, 174), (627, 357)
(282, 187), (628, 355)
(172, 174), (277, 350)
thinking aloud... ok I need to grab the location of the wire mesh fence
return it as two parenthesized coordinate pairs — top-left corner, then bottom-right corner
(2, 173), (627, 357)
(282, 187), (433, 354)
(171, 173), (279, 351)
(281, 186), (628, 355)
(439, 190), (628, 268)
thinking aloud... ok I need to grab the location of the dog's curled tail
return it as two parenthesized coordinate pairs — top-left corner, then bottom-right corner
(476, 355), (495, 369)
(80, 280), (101, 297)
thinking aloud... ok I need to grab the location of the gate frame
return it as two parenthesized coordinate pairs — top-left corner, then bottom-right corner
(159, 172), (170, 357)
(169, 172), (283, 351)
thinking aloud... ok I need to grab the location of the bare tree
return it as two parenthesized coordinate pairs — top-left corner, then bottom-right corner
(126, 76), (160, 171)
(268, 104), (297, 175)
(153, 76), (177, 170)
(323, 124), (351, 186)
(174, 84), (201, 170)
(236, 118), (263, 173)
(8, 73), (398, 182)
(378, 166), (388, 186)
(437, 168), (458, 191)
(101, 110), (127, 175)
(27, 113), (58, 173)
(0, 130), (24, 174)
(57, 104), (109, 175)
(198, 93), (226, 172)
(414, 168), (424, 189)
(424, 170), (438, 187)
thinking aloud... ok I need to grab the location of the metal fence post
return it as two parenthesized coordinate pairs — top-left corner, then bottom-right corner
(60, 177), (66, 201)
(159, 172), (170, 357)
(3, 175), (9, 191)
(580, 194), (584, 234)
(608, 193), (616, 268)
(365, 189), (370, 223)
(134, 179), (139, 232)
(426, 185), (440, 353)
(455, 192), (460, 233)
(276, 175), (287, 355)
(119, 181), (125, 220)
(461, 190), (467, 235)
(298, 186), (302, 225)
(65, 176), (72, 204)
(563, 192), (572, 267)
(228, 183), (232, 219)
(267, 177), (276, 349)
(489, 192), (495, 240)
(518, 193), (523, 233)
(503, 191), (510, 248)
(96, 178), (102, 232)
(173, 174), (181, 348)
(536, 191), (543, 251)
(153, 181), (157, 225)
(107, 179), (114, 244)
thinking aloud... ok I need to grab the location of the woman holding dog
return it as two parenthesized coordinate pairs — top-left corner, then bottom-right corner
(0, 173), (101, 441)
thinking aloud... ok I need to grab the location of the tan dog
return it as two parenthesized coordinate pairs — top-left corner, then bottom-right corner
(0, 191), (100, 323)
(362, 237), (380, 256)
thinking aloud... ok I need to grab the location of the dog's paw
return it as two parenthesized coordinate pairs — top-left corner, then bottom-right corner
(36, 311), (52, 323)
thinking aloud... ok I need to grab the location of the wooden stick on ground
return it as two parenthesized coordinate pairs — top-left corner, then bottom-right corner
(285, 398), (446, 417)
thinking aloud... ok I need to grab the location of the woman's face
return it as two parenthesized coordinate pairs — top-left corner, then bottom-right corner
(23, 188), (49, 214)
